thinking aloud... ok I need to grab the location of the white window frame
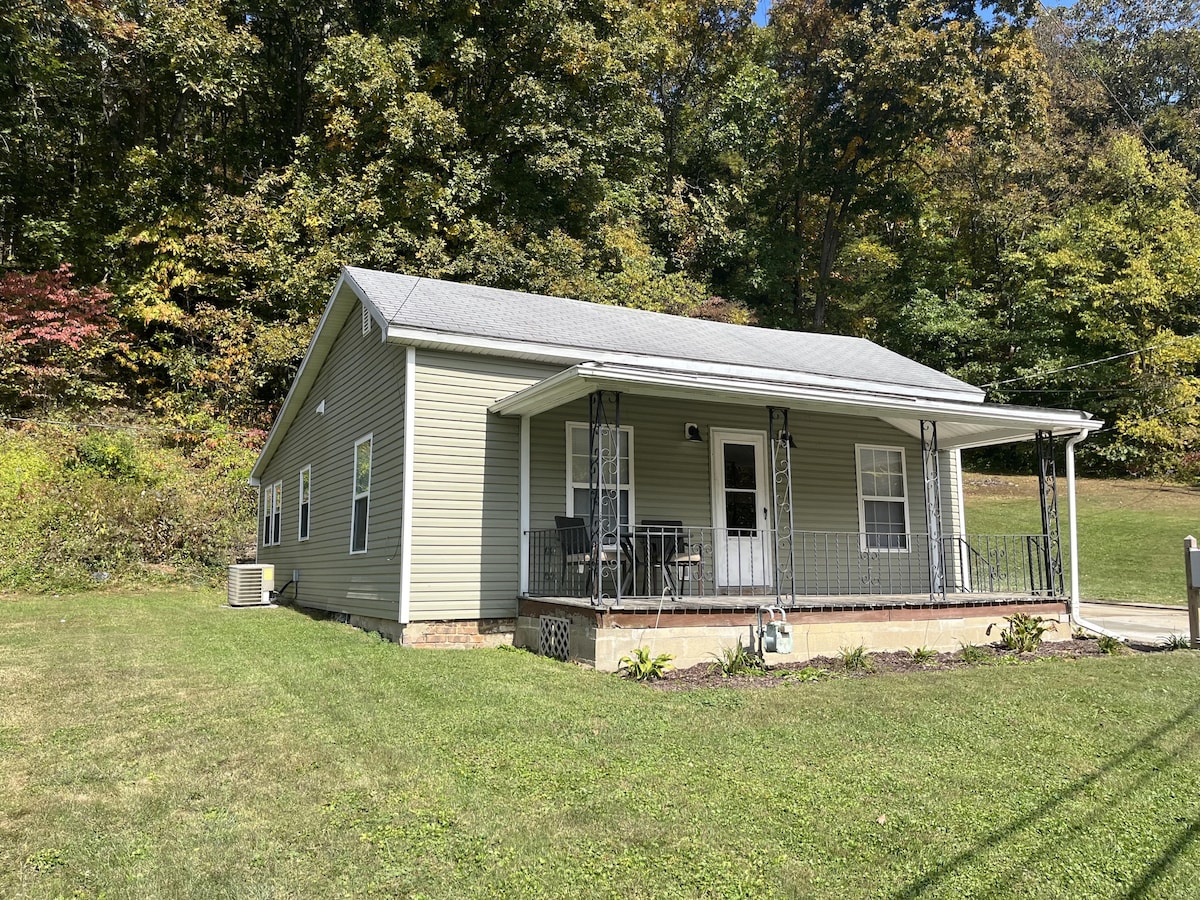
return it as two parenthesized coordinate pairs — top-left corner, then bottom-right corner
(565, 422), (634, 532)
(298, 465), (311, 542)
(261, 480), (282, 547)
(855, 444), (911, 552)
(350, 434), (372, 554)
(260, 486), (269, 547)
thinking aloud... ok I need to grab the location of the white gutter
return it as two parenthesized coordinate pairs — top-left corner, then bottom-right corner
(1064, 429), (1123, 640)
(489, 362), (1101, 446)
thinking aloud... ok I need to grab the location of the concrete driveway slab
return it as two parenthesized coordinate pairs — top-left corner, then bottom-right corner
(1079, 601), (1190, 645)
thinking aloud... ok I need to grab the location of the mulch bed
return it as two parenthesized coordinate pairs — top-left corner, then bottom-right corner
(648, 638), (1159, 691)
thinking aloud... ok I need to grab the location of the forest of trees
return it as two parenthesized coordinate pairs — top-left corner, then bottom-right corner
(2, 0), (1199, 478)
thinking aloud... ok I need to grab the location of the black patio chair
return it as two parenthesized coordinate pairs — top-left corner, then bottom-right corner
(640, 519), (702, 598)
(555, 515), (632, 599)
(554, 515), (612, 596)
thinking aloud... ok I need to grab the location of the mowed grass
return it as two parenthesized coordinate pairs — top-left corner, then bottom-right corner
(4, 589), (1200, 898)
(963, 474), (1200, 604)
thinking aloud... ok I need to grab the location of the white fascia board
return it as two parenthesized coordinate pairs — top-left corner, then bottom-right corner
(877, 419), (1094, 449)
(489, 361), (976, 418)
(489, 363), (1100, 449)
(388, 325), (983, 407)
(582, 364), (1100, 435)
(488, 365), (595, 416)
(250, 273), (354, 483)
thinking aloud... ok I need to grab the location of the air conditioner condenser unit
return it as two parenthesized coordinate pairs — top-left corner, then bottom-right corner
(227, 564), (275, 607)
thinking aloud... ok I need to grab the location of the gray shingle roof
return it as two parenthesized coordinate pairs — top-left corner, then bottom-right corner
(344, 267), (981, 398)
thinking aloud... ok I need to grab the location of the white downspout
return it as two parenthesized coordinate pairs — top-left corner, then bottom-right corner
(1064, 429), (1123, 639)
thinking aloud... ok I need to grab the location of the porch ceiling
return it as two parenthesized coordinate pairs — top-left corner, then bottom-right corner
(488, 361), (1102, 449)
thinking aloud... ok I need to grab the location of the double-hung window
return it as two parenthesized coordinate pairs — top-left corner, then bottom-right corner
(856, 445), (910, 550)
(261, 480), (282, 547)
(298, 466), (311, 541)
(566, 423), (633, 538)
(350, 436), (372, 553)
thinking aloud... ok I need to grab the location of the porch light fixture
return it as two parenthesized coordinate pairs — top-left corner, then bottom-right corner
(685, 423), (703, 442)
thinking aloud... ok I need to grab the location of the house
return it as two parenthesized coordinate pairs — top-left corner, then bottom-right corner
(249, 267), (1101, 669)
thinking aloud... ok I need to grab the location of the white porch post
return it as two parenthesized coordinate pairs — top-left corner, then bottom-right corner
(519, 414), (530, 596)
(920, 420), (945, 600)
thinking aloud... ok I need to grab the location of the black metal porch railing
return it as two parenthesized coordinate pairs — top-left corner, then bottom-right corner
(526, 524), (1061, 603)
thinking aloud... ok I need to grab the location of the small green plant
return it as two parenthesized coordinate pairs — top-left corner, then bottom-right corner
(995, 653), (1025, 666)
(959, 643), (991, 664)
(708, 640), (766, 676)
(25, 848), (65, 873)
(839, 644), (872, 672)
(1097, 634), (1123, 655)
(73, 430), (140, 481)
(617, 646), (674, 682)
(1162, 633), (1191, 651)
(783, 666), (833, 682)
(907, 646), (937, 665)
(999, 613), (1056, 653)
(1072, 627), (1092, 641)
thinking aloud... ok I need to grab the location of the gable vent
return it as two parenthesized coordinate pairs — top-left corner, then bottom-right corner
(362, 302), (371, 335)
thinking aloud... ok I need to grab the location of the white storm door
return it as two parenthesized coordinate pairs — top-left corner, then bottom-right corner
(711, 430), (772, 590)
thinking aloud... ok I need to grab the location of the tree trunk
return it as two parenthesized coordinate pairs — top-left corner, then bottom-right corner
(813, 198), (839, 330)
(813, 188), (853, 331)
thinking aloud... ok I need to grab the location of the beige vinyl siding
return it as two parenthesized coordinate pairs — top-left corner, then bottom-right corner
(530, 398), (935, 535)
(530, 398), (950, 594)
(255, 306), (408, 619)
(941, 449), (963, 536)
(409, 350), (559, 620)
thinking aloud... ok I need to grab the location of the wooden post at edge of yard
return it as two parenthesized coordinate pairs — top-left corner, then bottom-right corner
(1187, 535), (1200, 650)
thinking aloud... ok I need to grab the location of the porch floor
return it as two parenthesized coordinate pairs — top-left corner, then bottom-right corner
(522, 591), (1062, 614)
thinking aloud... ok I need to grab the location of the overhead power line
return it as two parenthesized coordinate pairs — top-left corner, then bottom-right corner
(2, 415), (263, 437)
(981, 337), (1193, 389)
(1037, 2), (1200, 209)
(1092, 398), (1200, 435)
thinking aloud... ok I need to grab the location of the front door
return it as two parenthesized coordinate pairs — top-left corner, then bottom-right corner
(711, 429), (772, 591)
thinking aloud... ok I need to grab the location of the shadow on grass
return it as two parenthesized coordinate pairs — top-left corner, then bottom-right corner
(893, 698), (1200, 899)
(1120, 816), (1200, 899)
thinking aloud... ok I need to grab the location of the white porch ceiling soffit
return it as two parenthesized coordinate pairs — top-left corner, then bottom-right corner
(488, 362), (1102, 450)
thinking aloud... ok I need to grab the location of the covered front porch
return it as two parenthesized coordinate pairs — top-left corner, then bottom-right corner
(490, 360), (1099, 666)
(525, 522), (1062, 605)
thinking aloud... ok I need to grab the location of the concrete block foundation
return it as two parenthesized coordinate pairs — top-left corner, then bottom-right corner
(516, 597), (1070, 672)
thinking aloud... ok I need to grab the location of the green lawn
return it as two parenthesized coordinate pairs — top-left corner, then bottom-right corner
(963, 474), (1200, 604)
(4, 588), (1200, 898)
